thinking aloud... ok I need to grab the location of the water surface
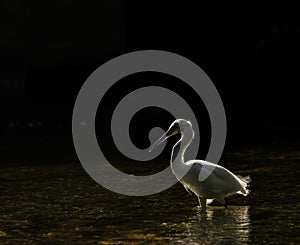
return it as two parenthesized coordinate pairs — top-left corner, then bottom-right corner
(0, 148), (299, 244)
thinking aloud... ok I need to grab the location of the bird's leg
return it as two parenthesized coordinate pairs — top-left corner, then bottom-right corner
(198, 197), (207, 211)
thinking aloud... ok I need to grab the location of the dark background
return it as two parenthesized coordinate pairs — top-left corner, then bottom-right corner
(1, 1), (299, 165)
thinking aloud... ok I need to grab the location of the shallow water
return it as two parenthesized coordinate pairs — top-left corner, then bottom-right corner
(0, 148), (299, 244)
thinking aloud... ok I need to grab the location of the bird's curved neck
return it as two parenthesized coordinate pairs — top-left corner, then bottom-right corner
(171, 127), (194, 166)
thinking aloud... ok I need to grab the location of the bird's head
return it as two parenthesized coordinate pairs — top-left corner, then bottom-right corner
(149, 119), (192, 152)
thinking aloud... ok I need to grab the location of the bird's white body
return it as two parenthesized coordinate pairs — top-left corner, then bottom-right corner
(150, 119), (249, 210)
(176, 160), (249, 207)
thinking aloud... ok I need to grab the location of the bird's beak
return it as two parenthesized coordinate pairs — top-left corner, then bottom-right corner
(149, 126), (179, 152)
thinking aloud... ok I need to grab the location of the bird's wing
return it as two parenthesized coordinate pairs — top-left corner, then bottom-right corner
(185, 160), (246, 193)
(186, 160), (234, 181)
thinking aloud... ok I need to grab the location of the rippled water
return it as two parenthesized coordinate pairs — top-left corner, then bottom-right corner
(0, 148), (299, 244)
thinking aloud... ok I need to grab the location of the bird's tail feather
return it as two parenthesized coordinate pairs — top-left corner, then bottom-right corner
(237, 175), (251, 196)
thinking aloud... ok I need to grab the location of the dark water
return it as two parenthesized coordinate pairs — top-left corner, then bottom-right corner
(0, 148), (299, 244)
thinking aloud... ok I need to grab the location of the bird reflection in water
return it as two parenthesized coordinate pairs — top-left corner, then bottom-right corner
(167, 206), (251, 244)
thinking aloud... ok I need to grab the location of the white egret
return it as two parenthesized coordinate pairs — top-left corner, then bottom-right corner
(149, 119), (250, 210)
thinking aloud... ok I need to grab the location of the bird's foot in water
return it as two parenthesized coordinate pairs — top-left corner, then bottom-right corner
(198, 197), (207, 213)
(197, 205), (207, 213)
